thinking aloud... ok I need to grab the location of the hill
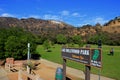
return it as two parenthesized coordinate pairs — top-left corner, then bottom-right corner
(0, 16), (120, 45)
(1, 17), (120, 34)
(0, 17), (74, 33)
(102, 16), (120, 33)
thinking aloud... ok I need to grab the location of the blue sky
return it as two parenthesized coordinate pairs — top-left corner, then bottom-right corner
(0, 0), (120, 27)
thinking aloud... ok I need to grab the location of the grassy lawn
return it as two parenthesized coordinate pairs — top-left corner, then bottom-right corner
(36, 44), (120, 80)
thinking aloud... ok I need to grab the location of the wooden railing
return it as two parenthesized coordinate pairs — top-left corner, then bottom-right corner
(5, 63), (21, 71)
(18, 66), (42, 80)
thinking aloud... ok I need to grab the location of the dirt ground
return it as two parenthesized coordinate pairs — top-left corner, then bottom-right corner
(5, 59), (114, 80)
(7, 59), (82, 80)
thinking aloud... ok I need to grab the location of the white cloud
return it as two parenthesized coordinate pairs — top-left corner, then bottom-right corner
(72, 12), (87, 18)
(0, 13), (15, 17)
(60, 10), (69, 16)
(76, 23), (88, 27)
(72, 12), (79, 17)
(21, 16), (28, 19)
(81, 17), (108, 26)
(43, 14), (62, 21)
(29, 15), (40, 19)
(93, 17), (108, 24)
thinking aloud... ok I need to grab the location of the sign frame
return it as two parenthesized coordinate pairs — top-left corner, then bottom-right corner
(61, 47), (102, 68)
(62, 48), (91, 65)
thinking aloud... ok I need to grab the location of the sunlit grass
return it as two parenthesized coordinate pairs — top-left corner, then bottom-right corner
(36, 44), (120, 80)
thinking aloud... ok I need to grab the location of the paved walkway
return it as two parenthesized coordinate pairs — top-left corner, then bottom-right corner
(0, 67), (9, 80)
(40, 59), (115, 80)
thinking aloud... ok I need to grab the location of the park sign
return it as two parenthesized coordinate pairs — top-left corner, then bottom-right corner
(62, 48), (91, 65)
(61, 48), (102, 68)
(90, 49), (102, 68)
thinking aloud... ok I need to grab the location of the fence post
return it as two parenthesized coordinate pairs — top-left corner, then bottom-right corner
(5, 63), (7, 70)
(27, 66), (31, 80)
(18, 68), (41, 80)
(35, 75), (40, 80)
(27, 66), (30, 74)
(8, 64), (10, 72)
(18, 70), (22, 80)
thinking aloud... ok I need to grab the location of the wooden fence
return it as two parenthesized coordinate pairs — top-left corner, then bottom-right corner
(18, 66), (42, 80)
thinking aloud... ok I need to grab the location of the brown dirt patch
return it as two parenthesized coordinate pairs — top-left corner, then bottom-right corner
(7, 60), (82, 80)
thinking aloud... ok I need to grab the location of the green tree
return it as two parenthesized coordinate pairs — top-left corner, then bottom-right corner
(5, 36), (20, 58)
(87, 33), (108, 45)
(0, 28), (9, 59)
(56, 34), (67, 44)
(0, 27), (38, 59)
(43, 40), (51, 51)
(88, 35), (99, 44)
(0, 38), (5, 59)
(72, 35), (84, 47)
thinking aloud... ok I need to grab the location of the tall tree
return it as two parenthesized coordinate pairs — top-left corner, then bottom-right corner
(5, 36), (20, 58)
(72, 35), (83, 47)
(56, 34), (67, 44)
(0, 27), (38, 59)
(43, 40), (51, 51)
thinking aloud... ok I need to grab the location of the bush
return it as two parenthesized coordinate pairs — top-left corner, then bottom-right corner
(0, 27), (38, 60)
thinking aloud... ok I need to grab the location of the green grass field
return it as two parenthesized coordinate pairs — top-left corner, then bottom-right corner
(36, 44), (120, 80)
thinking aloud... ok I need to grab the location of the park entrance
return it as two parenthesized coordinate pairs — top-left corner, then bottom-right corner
(61, 47), (102, 80)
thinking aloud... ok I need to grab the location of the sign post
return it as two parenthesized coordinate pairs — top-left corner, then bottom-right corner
(63, 59), (66, 80)
(85, 65), (91, 80)
(85, 44), (91, 80)
(27, 43), (31, 80)
(98, 40), (102, 80)
(61, 47), (102, 80)
(27, 43), (30, 61)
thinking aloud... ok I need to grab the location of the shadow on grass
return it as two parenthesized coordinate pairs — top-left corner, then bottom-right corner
(47, 49), (52, 52)
(31, 53), (41, 60)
